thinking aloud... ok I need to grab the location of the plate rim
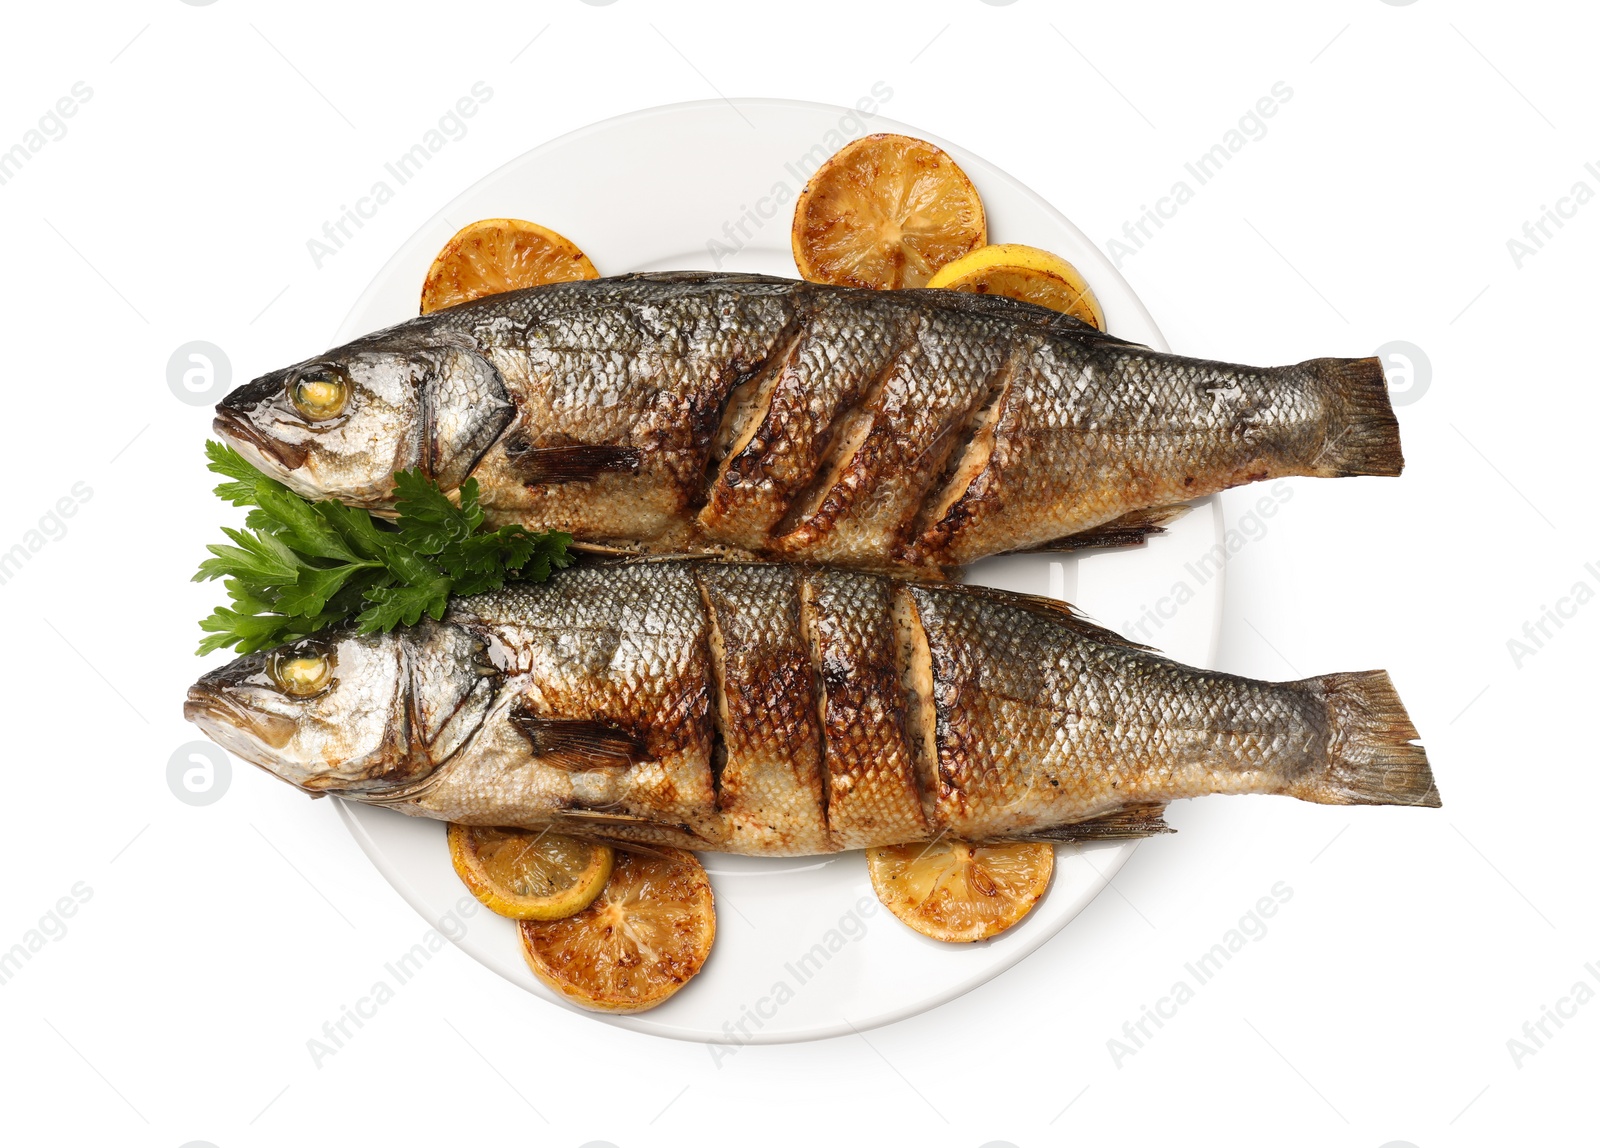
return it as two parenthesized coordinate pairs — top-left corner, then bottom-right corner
(329, 96), (1224, 1044)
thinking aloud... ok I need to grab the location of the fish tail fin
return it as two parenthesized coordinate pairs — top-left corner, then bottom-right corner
(1297, 356), (1405, 478)
(1288, 670), (1440, 807)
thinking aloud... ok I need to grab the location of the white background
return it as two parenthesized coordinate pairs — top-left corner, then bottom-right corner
(0, 2), (1593, 1146)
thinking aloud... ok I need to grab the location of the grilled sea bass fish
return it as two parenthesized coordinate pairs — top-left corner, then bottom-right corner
(213, 272), (1404, 573)
(184, 561), (1438, 856)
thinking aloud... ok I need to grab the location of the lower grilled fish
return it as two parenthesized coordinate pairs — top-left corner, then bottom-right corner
(184, 560), (1438, 855)
(213, 272), (1404, 574)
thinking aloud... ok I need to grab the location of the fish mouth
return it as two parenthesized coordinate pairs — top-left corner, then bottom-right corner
(212, 407), (309, 472)
(184, 685), (297, 752)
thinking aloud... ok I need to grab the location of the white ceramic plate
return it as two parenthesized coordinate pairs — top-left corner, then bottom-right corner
(333, 99), (1224, 1044)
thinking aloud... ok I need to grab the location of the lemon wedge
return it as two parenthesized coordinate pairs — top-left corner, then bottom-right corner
(792, 133), (986, 290)
(867, 839), (1053, 942)
(448, 824), (613, 921)
(926, 243), (1105, 329)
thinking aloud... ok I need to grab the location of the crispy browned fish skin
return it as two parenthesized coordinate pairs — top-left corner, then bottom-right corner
(186, 561), (1439, 857)
(215, 273), (1403, 573)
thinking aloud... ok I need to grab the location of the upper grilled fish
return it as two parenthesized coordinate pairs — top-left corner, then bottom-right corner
(184, 560), (1438, 856)
(214, 272), (1404, 573)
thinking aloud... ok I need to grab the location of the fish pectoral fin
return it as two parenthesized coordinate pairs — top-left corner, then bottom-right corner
(505, 440), (641, 485)
(1019, 803), (1174, 842)
(1021, 503), (1193, 555)
(556, 808), (655, 825)
(509, 704), (643, 770)
(572, 831), (679, 860)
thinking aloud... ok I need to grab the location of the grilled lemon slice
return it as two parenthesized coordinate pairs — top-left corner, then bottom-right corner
(927, 243), (1106, 329)
(420, 218), (598, 313)
(448, 824), (613, 921)
(867, 839), (1053, 942)
(792, 133), (987, 290)
(520, 847), (716, 1013)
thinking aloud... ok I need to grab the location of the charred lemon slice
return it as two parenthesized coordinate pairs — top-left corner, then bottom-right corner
(926, 243), (1106, 329)
(420, 218), (598, 313)
(447, 824), (613, 921)
(519, 847), (715, 1013)
(792, 133), (987, 290)
(867, 839), (1053, 942)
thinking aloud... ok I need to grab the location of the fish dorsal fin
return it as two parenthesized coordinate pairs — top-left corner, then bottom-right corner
(509, 702), (643, 769)
(929, 581), (1158, 653)
(1013, 803), (1173, 842)
(899, 286), (1153, 348)
(504, 439), (641, 486)
(614, 270), (792, 288)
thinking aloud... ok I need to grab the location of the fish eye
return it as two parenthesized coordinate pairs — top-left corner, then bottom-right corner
(268, 644), (336, 697)
(288, 368), (349, 421)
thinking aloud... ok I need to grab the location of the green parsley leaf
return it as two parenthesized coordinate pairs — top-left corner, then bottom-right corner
(195, 442), (571, 655)
(392, 469), (481, 555)
(354, 578), (453, 633)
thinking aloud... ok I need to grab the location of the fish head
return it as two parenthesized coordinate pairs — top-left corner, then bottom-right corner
(213, 331), (514, 508)
(183, 621), (500, 796)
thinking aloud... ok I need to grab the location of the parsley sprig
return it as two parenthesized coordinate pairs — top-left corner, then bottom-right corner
(195, 441), (571, 655)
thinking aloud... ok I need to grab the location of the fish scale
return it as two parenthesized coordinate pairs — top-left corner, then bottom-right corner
(695, 563), (830, 855)
(183, 560), (1441, 856)
(804, 570), (928, 848)
(187, 562), (1440, 857)
(216, 272), (1405, 573)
